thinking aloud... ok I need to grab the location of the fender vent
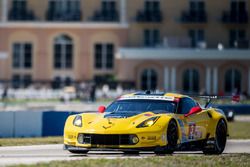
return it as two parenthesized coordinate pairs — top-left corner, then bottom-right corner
(207, 111), (212, 118)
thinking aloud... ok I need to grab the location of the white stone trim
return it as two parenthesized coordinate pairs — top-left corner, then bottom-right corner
(170, 67), (176, 92)
(117, 48), (250, 60)
(212, 67), (218, 94)
(0, 52), (8, 59)
(120, 0), (127, 25)
(0, 22), (129, 29)
(206, 67), (211, 94)
(1, 0), (7, 22)
(164, 67), (169, 91)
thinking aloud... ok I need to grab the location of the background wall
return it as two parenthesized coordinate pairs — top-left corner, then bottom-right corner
(0, 111), (79, 138)
(0, 107), (250, 138)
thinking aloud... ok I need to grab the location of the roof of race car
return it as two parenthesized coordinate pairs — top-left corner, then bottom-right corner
(119, 92), (187, 101)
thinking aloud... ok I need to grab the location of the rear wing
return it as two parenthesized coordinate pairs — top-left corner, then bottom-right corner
(190, 95), (240, 108)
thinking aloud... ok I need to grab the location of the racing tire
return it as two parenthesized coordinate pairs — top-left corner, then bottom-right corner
(68, 150), (89, 154)
(203, 119), (227, 155)
(155, 120), (178, 155)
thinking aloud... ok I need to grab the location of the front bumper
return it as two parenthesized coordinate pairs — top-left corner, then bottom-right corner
(64, 131), (167, 149)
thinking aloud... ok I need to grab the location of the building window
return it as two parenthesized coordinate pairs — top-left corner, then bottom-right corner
(145, 0), (160, 12)
(188, 29), (205, 48)
(144, 29), (160, 47)
(183, 69), (200, 93)
(94, 43), (114, 69)
(12, 74), (32, 88)
(181, 0), (207, 23)
(229, 29), (247, 48)
(8, 0), (36, 21)
(47, 0), (81, 21)
(101, 0), (118, 21)
(52, 76), (62, 89)
(91, 0), (119, 22)
(190, 0), (205, 13)
(52, 76), (73, 89)
(65, 77), (72, 86)
(54, 35), (73, 69)
(136, 0), (162, 22)
(141, 69), (158, 90)
(12, 0), (26, 10)
(231, 0), (246, 14)
(222, 0), (248, 24)
(225, 68), (241, 93)
(12, 43), (32, 69)
(102, 0), (116, 13)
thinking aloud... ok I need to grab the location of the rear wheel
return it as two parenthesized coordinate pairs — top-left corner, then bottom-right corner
(203, 119), (227, 155)
(68, 150), (89, 154)
(155, 120), (178, 155)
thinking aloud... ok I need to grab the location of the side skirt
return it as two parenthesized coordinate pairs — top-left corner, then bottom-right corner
(176, 138), (215, 151)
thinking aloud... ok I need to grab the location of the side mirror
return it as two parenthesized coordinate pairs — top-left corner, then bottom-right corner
(98, 106), (106, 113)
(185, 106), (202, 117)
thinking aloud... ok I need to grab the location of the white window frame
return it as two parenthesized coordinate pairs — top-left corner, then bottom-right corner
(13, 43), (32, 69)
(144, 0), (160, 11)
(189, 29), (205, 47)
(226, 68), (241, 93)
(54, 35), (73, 69)
(141, 68), (157, 90)
(49, 0), (80, 13)
(95, 43), (114, 70)
(183, 69), (199, 93)
(144, 29), (160, 47)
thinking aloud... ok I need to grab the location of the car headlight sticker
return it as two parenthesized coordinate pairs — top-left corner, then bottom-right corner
(136, 116), (160, 128)
(73, 115), (82, 127)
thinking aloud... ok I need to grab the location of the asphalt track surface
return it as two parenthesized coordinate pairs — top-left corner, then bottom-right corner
(0, 140), (249, 166)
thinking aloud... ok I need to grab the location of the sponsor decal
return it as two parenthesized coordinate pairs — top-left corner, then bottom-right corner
(177, 119), (188, 143)
(188, 123), (203, 140)
(120, 95), (175, 101)
(188, 123), (196, 140)
(144, 113), (153, 116)
(194, 129), (202, 139)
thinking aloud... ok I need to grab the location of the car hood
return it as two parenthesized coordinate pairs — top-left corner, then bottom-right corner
(79, 112), (166, 133)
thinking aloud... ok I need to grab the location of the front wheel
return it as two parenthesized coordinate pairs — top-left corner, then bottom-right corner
(155, 120), (178, 155)
(203, 119), (227, 155)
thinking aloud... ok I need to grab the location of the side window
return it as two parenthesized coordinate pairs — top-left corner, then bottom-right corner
(178, 98), (197, 114)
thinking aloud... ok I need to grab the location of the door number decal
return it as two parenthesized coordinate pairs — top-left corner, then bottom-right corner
(188, 123), (196, 140)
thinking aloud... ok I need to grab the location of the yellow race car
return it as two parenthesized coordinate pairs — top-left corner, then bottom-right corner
(64, 91), (229, 155)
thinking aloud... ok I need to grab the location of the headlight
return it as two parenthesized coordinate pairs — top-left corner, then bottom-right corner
(228, 111), (234, 117)
(73, 115), (82, 127)
(136, 116), (160, 128)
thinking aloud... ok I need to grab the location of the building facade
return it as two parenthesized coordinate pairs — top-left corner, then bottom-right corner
(0, 0), (250, 95)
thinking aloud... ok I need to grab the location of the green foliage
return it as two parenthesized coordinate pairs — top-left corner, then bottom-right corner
(228, 121), (250, 139)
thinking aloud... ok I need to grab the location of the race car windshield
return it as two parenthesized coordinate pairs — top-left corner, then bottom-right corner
(105, 99), (177, 114)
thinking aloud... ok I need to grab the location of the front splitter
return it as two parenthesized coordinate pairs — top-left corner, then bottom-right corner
(64, 144), (161, 152)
